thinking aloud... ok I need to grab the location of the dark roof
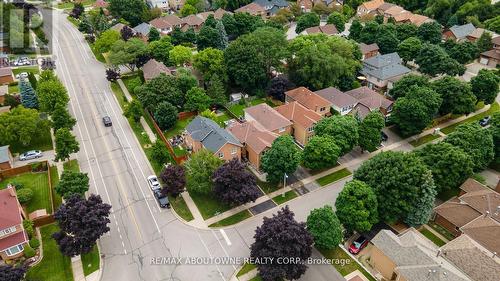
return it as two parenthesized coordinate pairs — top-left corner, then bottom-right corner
(133, 23), (151, 36)
(253, 0), (289, 10)
(449, 23), (476, 39)
(315, 87), (357, 108)
(361, 52), (410, 80)
(186, 116), (241, 153)
(359, 43), (379, 54)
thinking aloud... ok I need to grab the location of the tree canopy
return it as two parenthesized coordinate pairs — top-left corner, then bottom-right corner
(184, 149), (223, 194)
(55, 128), (80, 162)
(306, 205), (342, 250)
(314, 115), (359, 154)
(470, 69), (500, 104)
(388, 74), (430, 100)
(335, 180), (378, 233)
(108, 0), (148, 26)
(261, 135), (301, 183)
(358, 111), (385, 152)
(159, 165), (185, 198)
(302, 135), (341, 170)
(295, 13), (320, 33)
(55, 171), (89, 198)
(213, 159), (260, 206)
(0, 106), (49, 147)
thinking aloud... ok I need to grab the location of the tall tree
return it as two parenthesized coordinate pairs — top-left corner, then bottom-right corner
(53, 194), (111, 257)
(0, 265), (26, 281)
(266, 76), (294, 101)
(404, 171), (436, 227)
(109, 38), (148, 71)
(169, 45), (193, 66)
(417, 21), (442, 44)
(414, 142), (474, 193)
(154, 101), (178, 130)
(36, 79), (69, 113)
(354, 151), (436, 223)
(432, 76), (476, 115)
(148, 37), (173, 65)
(94, 29), (121, 53)
(213, 159), (260, 206)
(120, 26), (134, 41)
(395, 23), (417, 41)
(415, 43), (465, 77)
(196, 25), (221, 50)
(397, 37), (422, 64)
(376, 30), (399, 54)
(261, 135), (301, 183)
(0, 106), (49, 147)
(55, 128), (80, 162)
(108, 0), (148, 26)
(51, 103), (76, 131)
(184, 87), (212, 112)
(335, 180), (378, 233)
(358, 111), (385, 152)
(215, 20), (228, 49)
(184, 149), (223, 194)
(193, 47), (227, 82)
(148, 27), (161, 42)
(470, 69), (500, 104)
(302, 136), (340, 170)
(55, 171), (90, 198)
(159, 165), (185, 198)
(206, 75), (227, 105)
(306, 205), (342, 250)
(388, 74), (430, 99)
(327, 12), (346, 32)
(19, 78), (38, 109)
(295, 13), (320, 33)
(348, 19), (363, 41)
(251, 206), (313, 281)
(314, 115), (359, 154)
(477, 31), (493, 53)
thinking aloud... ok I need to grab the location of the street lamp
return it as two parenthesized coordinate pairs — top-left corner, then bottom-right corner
(282, 173), (288, 198)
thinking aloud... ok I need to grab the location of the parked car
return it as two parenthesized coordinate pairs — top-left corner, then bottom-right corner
(15, 72), (28, 79)
(102, 116), (112, 127)
(147, 175), (161, 191)
(479, 116), (491, 127)
(19, 150), (43, 161)
(381, 131), (388, 142)
(154, 190), (170, 208)
(349, 235), (369, 255)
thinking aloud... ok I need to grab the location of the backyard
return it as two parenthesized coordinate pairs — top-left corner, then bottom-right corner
(8, 125), (53, 154)
(227, 98), (274, 118)
(0, 171), (52, 214)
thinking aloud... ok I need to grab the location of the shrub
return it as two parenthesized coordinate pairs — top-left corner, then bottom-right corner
(24, 244), (36, 258)
(23, 220), (34, 238)
(29, 238), (40, 249)
(10, 182), (24, 190)
(17, 188), (34, 204)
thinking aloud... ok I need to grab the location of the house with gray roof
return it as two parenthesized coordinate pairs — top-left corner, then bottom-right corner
(0, 145), (13, 170)
(360, 52), (410, 92)
(443, 23), (476, 42)
(133, 23), (152, 39)
(252, 0), (289, 16)
(315, 87), (357, 115)
(185, 116), (242, 161)
(369, 229), (471, 281)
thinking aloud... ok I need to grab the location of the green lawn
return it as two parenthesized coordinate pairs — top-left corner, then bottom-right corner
(26, 224), (74, 281)
(228, 98), (269, 117)
(12, 66), (39, 75)
(249, 277), (263, 281)
(316, 168), (352, 187)
(121, 73), (142, 95)
(8, 83), (18, 94)
(169, 196), (194, 222)
(9, 125), (53, 154)
(237, 262), (257, 277)
(409, 133), (441, 147)
(63, 159), (80, 172)
(272, 190), (298, 205)
(173, 145), (188, 157)
(0, 172), (52, 214)
(189, 192), (231, 220)
(254, 176), (280, 194)
(441, 102), (499, 134)
(419, 228), (446, 247)
(215, 112), (231, 127)
(209, 210), (252, 227)
(165, 117), (194, 139)
(81, 245), (100, 276)
(111, 82), (128, 109)
(427, 221), (456, 241)
(50, 165), (63, 209)
(58, 0), (95, 9)
(319, 247), (376, 281)
(90, 44), (105, 63)
(66, 16), (80, 27)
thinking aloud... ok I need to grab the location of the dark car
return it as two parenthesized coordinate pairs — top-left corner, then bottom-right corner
(381, 131), (388, 142)
(102, 116), (112, 127)
(479, 116), (491, 127)
(349, 235), (369, 255)
(154, 190), (170, 209)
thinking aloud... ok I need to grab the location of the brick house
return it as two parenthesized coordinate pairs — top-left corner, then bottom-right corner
(180, 14), (204, 32)
(479, 36), (500, 67)
(301, 24), (339, 36)
(244, 103), (292, 136)
(0, 67), (14, 85)
(314, 86), (357, 115)
(442, 23), (476, 42)
(0, 145), (13, 170)
(234, 3), (266, 17)
(142, 59), (173, 81)
(185, 116), (242, 161)
(356, 0), (384, 16)
(285, 87), (332, 117)
(275, 101), (322, 146)
(0, 185), (28, 260)
(360, 52), (411, 92)
(149, 15), (182, 35)
(345, 86), (394, 119)
(359, 43), (379, 60)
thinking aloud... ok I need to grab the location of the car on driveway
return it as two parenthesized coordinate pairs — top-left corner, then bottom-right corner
(154, 189), (170, 208)
(147, 175), (161, 191)
(19, 150), (43, 161)
(102, 116), (112, 127)
(349, 235), (369, 255)
(479, 116), (491, 127)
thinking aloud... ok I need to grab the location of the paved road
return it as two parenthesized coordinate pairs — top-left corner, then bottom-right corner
(48, 9), (349, 281)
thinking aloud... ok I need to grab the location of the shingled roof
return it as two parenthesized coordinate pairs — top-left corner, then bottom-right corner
(186, 116), (241, 153)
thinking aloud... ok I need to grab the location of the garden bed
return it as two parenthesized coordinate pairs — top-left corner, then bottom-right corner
(316, 168), (352, 187)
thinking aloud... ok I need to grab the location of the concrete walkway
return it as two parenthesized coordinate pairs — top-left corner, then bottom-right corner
(116, 79), (133, 102)
(140, 116), (157, 143)
(181, 192), (207, 228)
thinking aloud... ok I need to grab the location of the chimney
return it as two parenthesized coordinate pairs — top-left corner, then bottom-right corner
(7, 184), (16, 197)
(485, 210), (490, 218)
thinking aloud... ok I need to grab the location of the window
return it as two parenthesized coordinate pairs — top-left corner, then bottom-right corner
(231, 148), (237, 155)
(279, 127), (286, 133)
(0, 226), (16, 237)
(320, 107), (326, 112)
(218, 152), (224, 158)
(308, 126), (314, 133)
(5, 244), (23, 256)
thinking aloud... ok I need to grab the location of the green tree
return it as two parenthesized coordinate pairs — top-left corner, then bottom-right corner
(193, 48), (227, 82)
(417, 21), (442, 44)
(397, 37), (422, 63)
(180, 3), (197, 16)
(353, 151), (436, 223)
(55, 128), (80, 162)
(196, 25), (221, 50)
(154, 101), (178, 130)
(261, 135), (301, 183)
(414, 142), (474, 193)
(150, 140), (170, 164)
(388, 74), (430, 99)
(432, 76), (476, 115)
(135, 74), (183, 111)
(395, 23), (417, 41)
(184, 87), (212, 112)
(476, 31), (493, 53)
(445, 122), (495, 171)
(359, 21), (379, 44)
(490, 112), (500, 162)
(215, 20), (228, 49)
(55, 171), (89, 198)
(108, 0), (148, 26)
(415, 43), (465, 77)
(335, 180), (378, 233)
(109, 38), (148, 71)
(470, 69), (500, 104)
(148, 37), (173, 65)
(148, 27), (161, 42)
(19, 79), (38, 109)
(169, 45), (193, 66)
(51, 104), (76, 131)
(27, 72), (37, 90)
(94, 29), (121, 53)
(358, 111), (385, 152)
(376, 30), (399, 54)
(302, 136), (340, 170)
(184, 149), (223, 194)
(306, 205), (342, 250)
(36, 79), (69, 113)
(348, 19), (362, 41)
(314, 115), (359, 154)
(447, 41), (479, 64)
(404, 171), (436, 227)
(295, 13), (320, 33)
(327, 12), (345, 32)
(484, 16), (500, 33)
(206, 75), (227, 105)
(0, 106), (48, 147)
(124, 99), (143, 122)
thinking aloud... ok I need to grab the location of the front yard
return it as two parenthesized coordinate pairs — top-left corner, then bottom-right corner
(319, 247), (376, 281)
(316, 168), (352, 187)
(81, 245), (100, 276)
(12, 66), (40, 76)
(0, 171), (52, 214)
(189, 192), (232, 220)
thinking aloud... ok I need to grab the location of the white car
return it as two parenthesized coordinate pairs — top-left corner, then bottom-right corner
(15, 72), (29, 79)
(19, 150), (43, 161)
(147, 175), (161, 191)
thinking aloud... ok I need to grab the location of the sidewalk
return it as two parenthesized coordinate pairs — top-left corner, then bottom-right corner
(117, 79), (133, 102)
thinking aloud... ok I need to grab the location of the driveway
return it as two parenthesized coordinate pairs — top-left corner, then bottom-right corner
(12, 150), (55, 167)
(460, 62), (496, 82)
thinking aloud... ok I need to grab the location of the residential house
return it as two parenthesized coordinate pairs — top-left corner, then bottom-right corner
(466, 27), (486, 42)
(147, 0), (169, 9)
(369, 228), (471, 281)
(185, 116), (242, 161)
(360, 52), (411, 92)
(443, 23), (477, 42)
(0, 185), (28, 260)
(227, 121), (278, 169)
(441, 234), (500, 281)
(275, 101), (322, 146)
(0, 84), (7, 104)
(180, 14), (204, 32)
(149, 15), (182, 35)
(0, 145), (13, 170)
(168, 0), (185, 10)
(479, 36), (500, 67)
(234, 2), (266, 17)
(356, 0), (384, 16)
(315, 86), (357, 115)
(434, 178), (500, 255)
(377, 3), (406, 19)
(301, 24), (339, 36)
(197, 8), (232, 21)
(142, 59), (173, 81)
(359, 43), (379, 60)
(110, 23), (127, 33)
(252, 0), (289, 16)
(297, 0), (313, 12)
(244, 103), (292, 135)
(393, 11), (432, 26)
(133, 22), (152, 40)
(285, 87), (332, 116)
(93, 0), (109, 9)
(0, 68), (14, 85)
(345, 86), (393, 118)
